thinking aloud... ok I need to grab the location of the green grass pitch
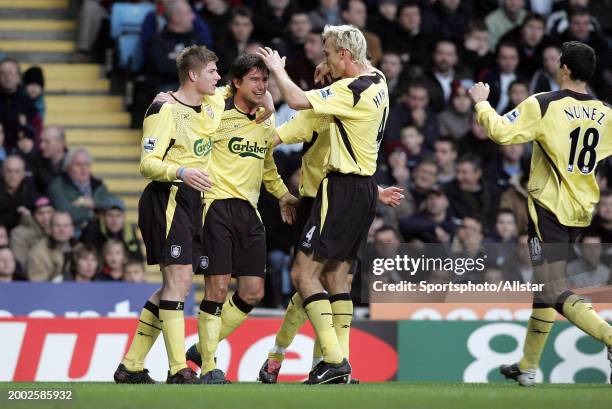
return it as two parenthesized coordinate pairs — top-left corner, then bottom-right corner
(1, 383), (611, 409)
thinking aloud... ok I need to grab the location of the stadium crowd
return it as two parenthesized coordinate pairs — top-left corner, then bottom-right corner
(1, 0), (612, 305)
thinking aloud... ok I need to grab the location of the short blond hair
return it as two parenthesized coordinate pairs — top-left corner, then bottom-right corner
(176, 45), (218, 84)
(322, 24), (368, 65)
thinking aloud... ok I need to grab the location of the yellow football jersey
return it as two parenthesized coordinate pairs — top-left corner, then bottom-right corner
(304, 69), (389, 176)
(204, 96), (288, 208)
(139, 87), (227, 182)
(276, 109), (332, 198)
(476, 89), (611, 227)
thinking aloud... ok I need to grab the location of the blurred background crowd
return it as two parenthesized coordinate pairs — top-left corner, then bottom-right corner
(1, 0), (611, 307)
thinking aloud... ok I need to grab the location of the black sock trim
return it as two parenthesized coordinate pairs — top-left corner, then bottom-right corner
(329, 293), (352, 303)
(159, 300), (184, 311)
(530, 316), (554, 324)
(139, 319), (162, 331)
(532, 302), (551, 309)
(200, 299), (223, 316)
(554, 290), (575, 315)
(143, 301), (159, 318)
(232, 292), (255, 314)
(302, 293), (328, 309)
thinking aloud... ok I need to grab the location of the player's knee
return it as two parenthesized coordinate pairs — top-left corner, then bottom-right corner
(205, 277), (229, 303)
(239, 287), (264, 306)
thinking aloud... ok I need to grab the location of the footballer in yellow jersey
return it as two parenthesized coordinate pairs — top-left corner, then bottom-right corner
(116, 46), (224, 385)
(470, 41), (612, 386)
(258, 25), (389, 384)
(186, 54), (297, 384)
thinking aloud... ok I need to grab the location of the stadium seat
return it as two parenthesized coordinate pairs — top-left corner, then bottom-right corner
(110, 2), (155, 73)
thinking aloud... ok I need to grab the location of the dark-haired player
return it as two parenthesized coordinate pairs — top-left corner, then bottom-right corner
(469, 41), (611, 386)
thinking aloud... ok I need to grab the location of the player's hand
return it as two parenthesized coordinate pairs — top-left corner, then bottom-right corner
(257, 47), (286, 73)
(179, 168), (212, 192)
(255, 90), (275, 124)
(378, 186), (405, 207)
(468, 82), (490, 104)
(314, 62), (332, 85)
(153, 91), (175, 104)
(279, 192), (298, 225)
(16, 206), (31, 217)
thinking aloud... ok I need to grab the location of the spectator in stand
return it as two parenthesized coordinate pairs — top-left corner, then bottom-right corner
(22, 67), (45, 121)
(10, 196), (54, 269)
(48, 148), (115, 233)
(81, 196), (143, 261)
(279, 11), (312, 61)
(144, 0), (204, 92)
(0, 155), (38, 232)
(568, 233), (610, 288)
(420, 39), (472, 113)
(95, 239), (127, 281)
(124, 258), (147, 283)
(530, 44), (561, 94)
(478, 41), (524, 113)
(0, 246), (19, 283)
(215, 7), (254, 77)
(0, 58), (42, 151)
(367, 0), (397, 50)
(252, 0), (295, 46)
(340, 0), (382, 65)
(11, 126), (37, 174)
(287, 30), (324, 91)
(425, 0), (472, 43)
(502, 79), (529, 112)
(558, 7), (611, 98)
(546, 0), (602, 37)
(379, 52), (404, 103)
(434, 136), (458, 184)
(438, 81), (473, 140)
(32, 126), (67, 193)
(460, 20), (494, 78)
(450, 217), (487, 260)
(309, 0), (341, 32)
(590, 190), (612, 243)
(385, 125), (429, 172)
(485, 209), (518, 265)
(499, 164), (529, 234)
(502, 233), (533, 283)
(485, 0), (527, 51)
(75, 0), (110, 62)
(407, 158), (439, 211)
(486, 143), (525, 191)
(66, 243), (99, 282)
(385, 82), (439, 148)
(444, 154), (501, 229)
(399, 187), (457, 244)
(389, 1), (437, 68)
(0, 225), (8, 246)
(500, 13), (557, 78)
(199, 0), (232, 42)
(27, 211), (75, 282)
(458, 113), (499, 163)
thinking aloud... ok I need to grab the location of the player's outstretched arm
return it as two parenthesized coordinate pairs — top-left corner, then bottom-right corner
(469, 82), (540, 145)
(257, 47), (312, 110)
(378, 186), (405, 207)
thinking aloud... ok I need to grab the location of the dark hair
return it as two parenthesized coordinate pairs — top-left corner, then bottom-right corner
(568, 6), (591, 20)
(579, 229), (601, 243)
(496, 40), (520, 57)
(600, 189), (612, 199)
(231, 6), (252, 21)
(416, 156), (438, 171)
(228, 54), (269, 94)
(375, 225), (399, 237)
(398, 0), (420, 14)
(434, 135), (458, 151)
(560, 41), (596, 82)
(457, 153), (482, 172)
(496, 208), (516, 220)
(509, 79), (529, 91)
(71, 243), (100, 275)
(465, 19), (487, 35)
(521, 12), (546, 28)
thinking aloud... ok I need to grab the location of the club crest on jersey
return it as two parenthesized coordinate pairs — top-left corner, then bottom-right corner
(505, 109), (520, 124)
(205, 105), (214, 118)
(143, 137), (156, 152)
(200, 256), (209, 270)
(170, 245), (182, 259)
(319, 87), (334, 99)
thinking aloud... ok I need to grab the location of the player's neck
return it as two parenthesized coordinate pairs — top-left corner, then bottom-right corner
(233, 92), (257, 114)
(174, 86), (204, 107)
(560, 80), (588, 95)
(343, 62), (369, 78)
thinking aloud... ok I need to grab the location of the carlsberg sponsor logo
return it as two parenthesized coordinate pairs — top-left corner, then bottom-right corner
(228, 137), (268, 159)
(194, 138), (212, 157)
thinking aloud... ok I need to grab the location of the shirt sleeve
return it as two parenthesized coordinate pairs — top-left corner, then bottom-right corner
(277, 109), (318, 145)
(304, 79), (360, 119)
(139, 102), (179, 181)
(262, 116), (289, 199)
(475, 96), (541, 145)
